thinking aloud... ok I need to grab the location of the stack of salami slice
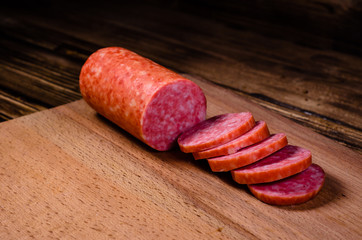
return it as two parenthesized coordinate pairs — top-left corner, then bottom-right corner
(178, 112), (325, 205)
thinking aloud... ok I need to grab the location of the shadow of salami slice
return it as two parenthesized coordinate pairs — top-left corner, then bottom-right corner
(248, 164), (325, 205)
(231, 145), (312, 184)
(193, 121), (270, 160)
(79, 47), (206, 151)
(178, 112), (255, 153)
(208, 133), (288, 172)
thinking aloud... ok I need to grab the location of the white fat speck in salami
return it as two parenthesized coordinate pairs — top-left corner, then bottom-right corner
(207, 133), (288, 172)
(79, 47), (206, 151)
(248, 164), (325, 205)
(178, 112), (255, 153)
(231, 145), (312, 184)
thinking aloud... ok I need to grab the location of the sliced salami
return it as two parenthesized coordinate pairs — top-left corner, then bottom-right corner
(231, 145), (312, 184)
(79, 47), (206, 151)
(193, 121), (270, 160)
(178, 112), (255, 153)
(208, 133), (288, 172)
(248, 164), (325, 205)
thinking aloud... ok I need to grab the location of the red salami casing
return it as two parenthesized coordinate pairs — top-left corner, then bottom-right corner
(79, 47), (206, 151)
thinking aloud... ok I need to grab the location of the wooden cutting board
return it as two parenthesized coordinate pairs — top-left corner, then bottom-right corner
(0, 75), (361, 239)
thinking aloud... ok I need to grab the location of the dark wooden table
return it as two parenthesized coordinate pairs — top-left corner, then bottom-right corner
(1, 0), (361, 153)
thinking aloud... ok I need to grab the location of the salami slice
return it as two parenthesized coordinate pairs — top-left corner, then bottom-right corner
(208, 133), (288, 172)
(248, 164), (325, 205)
(178, 112), (255, 153)
(231, 145), (312, 184)
(193, 121), (270, 160)
(79, 47), (206, 151)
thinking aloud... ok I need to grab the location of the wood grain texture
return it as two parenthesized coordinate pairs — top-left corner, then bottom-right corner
(177, 0), (362, 55)
(0, 88), (46, 122)
(0, 76), (361, 239)
(0, 1), (361, 152)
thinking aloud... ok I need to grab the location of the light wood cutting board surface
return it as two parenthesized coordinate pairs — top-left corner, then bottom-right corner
(0, 75), (361, 239)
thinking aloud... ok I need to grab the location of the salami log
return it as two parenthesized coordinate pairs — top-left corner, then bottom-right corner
(231, 145), (312, 184)
(193, 121), (270, 160)
(248, 164), (325, 205)
(79, 47), (207, 151)
(208, 133), (288, 172)
(178, 112), (255, 153)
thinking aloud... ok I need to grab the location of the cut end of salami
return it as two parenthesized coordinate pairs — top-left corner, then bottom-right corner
(248, 164), (325, 205)
(178, 112), (255, 153)
(142, 80), (206, 151)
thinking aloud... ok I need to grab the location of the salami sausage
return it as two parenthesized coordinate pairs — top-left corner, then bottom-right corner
(178, 112), (255, 153)
(248, 164), (325, 205)
(231, 145), (312, 184)
(79, 47), (206, 151)
(208, 133), (288, 172)
(193, 121), (270, 160)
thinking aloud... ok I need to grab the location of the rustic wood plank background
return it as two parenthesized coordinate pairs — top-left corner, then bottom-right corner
(0, 0), (361, 153)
